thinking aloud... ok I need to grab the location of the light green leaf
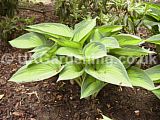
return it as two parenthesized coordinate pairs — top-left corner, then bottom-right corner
(128, 67), (155, 90)
(26, 28), (60, 39)
(145, 65), (160, 82)
(146, 34), (160, 45)
(98, 37), (120, 49)
(143, 20), (160, 32)
(110, 45), (154, 56)
(58, 63), (84, 81)
(29, 46), (51, 53)
(26, 44), (58, 67)
(92, 29), (103, 41)
(50, 37), (81, 49)
(9, 33), (46, 49)
(151, 87), (160, 99)
(145, 3), (160, 21)
(85, 55), (132, 87)
(113, 34), (143, 46)
(28, 23), (73, 38)
(56, 47), (83, 59)
(81, 76), (105, 99)
(9, 60), (63, 83)
(83, 42), (107, 60)
(73, 18), (96, 42)
(97, 25), (122, 35)
(30, 46), (52, 59)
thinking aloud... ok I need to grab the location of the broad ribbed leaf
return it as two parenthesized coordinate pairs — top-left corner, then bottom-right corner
(98, 37), (120, 48)
(27, 23), (73, 37)
(29, 46), (51, 53)
(128, 67), (155, 90)
(97, 25), (122, 36)
(26, 28), (60, 39)
(85, 55), (132, 87)
(50, 37), (81, 49)
(145, 65), (160, 81)
(26, 45), (58, 67)
(113, 34), (142, 46)
(9, 60), (63, 83)
(9, 33), (46, 49)
(56, 47), (83, 59)
(110, 45), (154, 56)
(73, 18), (96, 42)
(83, 42), (107, 60)
(81, 76), (105, 99)
(58, 63), (84, 81)
(146, 34), (160, 45)
(92, 29), (103, 41)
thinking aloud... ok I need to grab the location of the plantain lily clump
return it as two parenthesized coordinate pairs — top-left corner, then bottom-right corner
(9, 18), (160, 99)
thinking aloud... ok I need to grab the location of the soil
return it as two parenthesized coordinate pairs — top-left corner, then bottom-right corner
(0, 2), (160, 120)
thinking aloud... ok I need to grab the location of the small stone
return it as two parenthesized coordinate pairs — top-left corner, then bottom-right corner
(30, 118), (36, 120)
(12, 111), (23, 116)
(107, 104), (111, 108)
(70, 96), (73, 100)
(134, 110), (140, 116)
(0, 94), (4, 100)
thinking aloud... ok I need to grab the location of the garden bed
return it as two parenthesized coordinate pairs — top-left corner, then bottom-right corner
(1, 1), (160, 120)
(1, 44), (160, 120)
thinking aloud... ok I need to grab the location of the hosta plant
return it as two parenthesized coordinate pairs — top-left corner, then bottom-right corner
(9, 18), (160, 99)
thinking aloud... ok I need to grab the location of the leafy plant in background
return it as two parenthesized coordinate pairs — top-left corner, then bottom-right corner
(54, 0), (108, 25)
(54, 0), (144, 34)
(0, 0), (18, 17)
(143, 2), (160, 34)
(9, 18), (160, 99)
(54, 0), (160, 35)
(0, 16), (34, 42)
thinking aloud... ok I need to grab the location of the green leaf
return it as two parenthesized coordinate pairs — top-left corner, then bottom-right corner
(29, 46), (51, 53)
(145, 3), (160, 21)
(58, 63), (84, 81)
(110, 45), (154, 57)
(113, 34), (143, 46)
(9, 60), (63, 83)
(9, 33), (46, 49)
(50, 37), (81, 49)
(81, 76), (105, 99)
(83, 42), (107, 60)
(85, 55), (132, 87)
(28, 23), (73, 38)
(128, 67), (155, 90)
(145, 65), (160, 82)
(143, 20), (160, 32)
(26, 28), (60, 39)
(92, 29), (103, 41)
(73, 18), (96, 42)
(26, 44), (58, 67)
(56, 47), (83, 59)
(97, 25), (122, 36)
(146, 34), (160, 45)
(98, 37), (120, 49)
(151, 87), (160, 99)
